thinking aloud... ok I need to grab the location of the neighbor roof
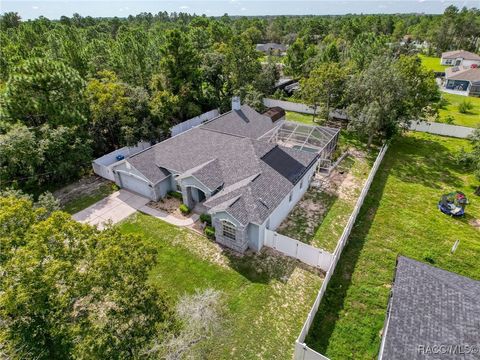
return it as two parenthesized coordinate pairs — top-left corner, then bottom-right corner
(445, 67), (480, 82)
(127, 104), (323, 225)
(380, 256), (480, 360)
(442, 50), (480, 61)
(256, 43), (287, 52)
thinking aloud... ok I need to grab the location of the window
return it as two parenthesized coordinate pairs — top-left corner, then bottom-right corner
(300, 179), (304, 189)
(289, 191), (293, 202)
(222, 221), (236, 240)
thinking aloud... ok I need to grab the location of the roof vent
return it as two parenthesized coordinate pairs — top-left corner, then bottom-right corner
(232, 96), (241, 111)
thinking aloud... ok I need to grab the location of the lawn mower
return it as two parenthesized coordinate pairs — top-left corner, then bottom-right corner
(438, 191), (468, 217)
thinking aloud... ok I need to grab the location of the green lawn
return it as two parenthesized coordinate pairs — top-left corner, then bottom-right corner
(286, 111), (317, 125)
(62, 183), (116, 214)
(438, 92), (480, 128)
(278, 153), (374, 252)
(118, 213), (323, 359)
(306, 132), (480, 359)
(419, 54), (447, 72)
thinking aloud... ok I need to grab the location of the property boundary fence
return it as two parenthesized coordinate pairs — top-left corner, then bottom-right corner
(170, 109), (219, 136)
(264, 230), (334, 272)
(92, 142), (151, 181)
(264, 98), (477, 139)
(408, 121), (475, 139)
(294, 144), (389, 360)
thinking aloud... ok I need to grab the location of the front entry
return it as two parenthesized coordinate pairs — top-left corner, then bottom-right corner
(183, 186), (207, 209)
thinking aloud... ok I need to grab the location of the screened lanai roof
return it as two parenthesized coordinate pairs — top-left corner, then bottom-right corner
(259, 121), (340, 157)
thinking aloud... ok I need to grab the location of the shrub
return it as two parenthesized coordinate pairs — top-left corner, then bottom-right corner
(444, 115), (455, 124)
(423, 250), (435, 264)
(204, 226), (215, 239)
(179, 204), (190, 215)
(200, 213), (212, 225)
(168, 191), (183, 200)
(458, 100), (473, 114)
(111, 183), (119, 191)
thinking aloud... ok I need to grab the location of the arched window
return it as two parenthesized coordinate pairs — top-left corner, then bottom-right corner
(222, 220), (236, 240)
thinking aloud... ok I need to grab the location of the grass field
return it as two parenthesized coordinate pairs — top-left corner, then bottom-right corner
(286, 110), (317, 125)
(278, 152), (374, 252)
(118, 213), (323, 359)
(419, 54), (447, 72)
(305, 132), (480, 359)
(438, 92), (480, 128)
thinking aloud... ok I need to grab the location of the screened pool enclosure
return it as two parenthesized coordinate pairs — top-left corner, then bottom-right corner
(260, 121), (340, 159)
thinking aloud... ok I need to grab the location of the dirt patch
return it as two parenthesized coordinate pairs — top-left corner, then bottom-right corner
(469, 218), (480, 230)
(53, 175), (112, 205)
(147, 196), (189, 220)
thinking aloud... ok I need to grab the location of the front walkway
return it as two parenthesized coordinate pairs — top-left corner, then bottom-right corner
(72, 189), (199, 229)
(72, 190), (149, 229)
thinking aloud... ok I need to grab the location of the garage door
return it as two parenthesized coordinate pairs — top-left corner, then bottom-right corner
(118, 172), (153, 199)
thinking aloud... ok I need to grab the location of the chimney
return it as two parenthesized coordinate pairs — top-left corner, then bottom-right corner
(231, 96), (241, 111)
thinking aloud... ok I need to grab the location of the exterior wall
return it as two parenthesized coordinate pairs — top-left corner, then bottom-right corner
(153, 177), (172, 199)
(247, 223), (261, 252)
(462, 59), (480, 67)
(212, 212), (249, 253)
(267, 164), (317, 231)
(178, 176), (212, 208)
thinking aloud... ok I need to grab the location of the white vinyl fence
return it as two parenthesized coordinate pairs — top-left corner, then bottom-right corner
(170, 109), (220, 136)
(294, 144), (389, 360)
(92, 142), (151, 181)
(264, 230), (334, 272)
(263, 98), (348, 120)
(409, 121), (475, 139)
(264, 98), (316, 114)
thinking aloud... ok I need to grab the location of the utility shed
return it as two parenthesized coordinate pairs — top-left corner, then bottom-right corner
(379, 256), (480, 360)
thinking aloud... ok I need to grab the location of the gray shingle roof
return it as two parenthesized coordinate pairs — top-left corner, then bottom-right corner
(380, 256), (480, 360)
(127, 104), (323, 224)
(442, 50), (480, 61)
(446, 67), (480, 82)
(201, 105), (276, 139)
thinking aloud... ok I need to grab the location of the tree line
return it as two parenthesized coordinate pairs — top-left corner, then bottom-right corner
(0, 7), (478, 192)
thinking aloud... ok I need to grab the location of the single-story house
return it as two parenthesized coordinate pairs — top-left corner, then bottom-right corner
(444, 66), (480, 96)
(441, 50), (480, 67)
(256, 43), (287, 55)
(111, 97), (339, 253)
(378, 256), (480, 360)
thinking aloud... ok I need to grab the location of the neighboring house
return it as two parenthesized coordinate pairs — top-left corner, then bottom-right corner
(444, 66), (480, 96)
(440, 50), (480, 67)
(110, 97), (339, 253)
(256, 43), (287, 55)
(378, 256), (480, 360)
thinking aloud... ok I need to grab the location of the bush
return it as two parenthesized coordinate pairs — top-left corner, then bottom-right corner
(444, 115), (455, 124)
(204, 226), (215, 239)
(179, 204), (190, 215)
(458, 100), (473, 114)
(168, 191), (183, 200)
(200, 213), (212, 225)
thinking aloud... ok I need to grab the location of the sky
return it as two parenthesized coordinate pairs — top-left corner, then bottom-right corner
(1, 0), (478, 20)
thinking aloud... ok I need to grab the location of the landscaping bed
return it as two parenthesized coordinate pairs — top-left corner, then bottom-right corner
(147, 193), (189, 220)
(277, 148), (374, 252)
(118, 213), (324, 359)
(305, 132), (480, 360)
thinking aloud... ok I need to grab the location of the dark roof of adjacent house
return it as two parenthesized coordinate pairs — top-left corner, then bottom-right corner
(445, 67), (480, 82)
(442, 50), (480, 61)
(263, 107), (285, 122)
(256, 43), (287, 52)
(127, 104), (322, 225)
(380, 256), (480, 360)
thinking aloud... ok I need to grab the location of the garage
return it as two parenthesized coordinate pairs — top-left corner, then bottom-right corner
(116, 171), (154, 199)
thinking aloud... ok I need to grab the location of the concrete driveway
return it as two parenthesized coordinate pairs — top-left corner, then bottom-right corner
(72, 190), (149, 229)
